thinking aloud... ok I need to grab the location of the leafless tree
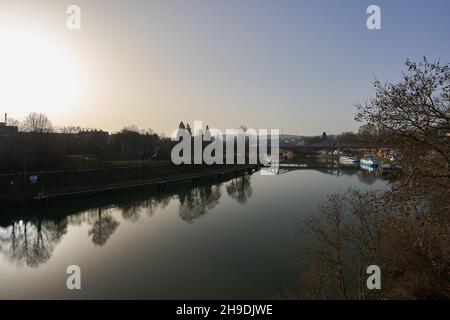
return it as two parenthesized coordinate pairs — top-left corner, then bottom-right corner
(296, 58), (450, 300)
(21, 112), (53, 133)
(121, 125), (140, 133)
(355, 58), (449, 213)
(6, 117), (19, 127)
(297, 189), (450, 300)
(57, 126), (82, 134)
(297, 190), (385, 299)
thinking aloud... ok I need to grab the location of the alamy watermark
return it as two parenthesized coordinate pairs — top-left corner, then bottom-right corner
(170, 121), (280, 175)
(66, 5), (81, 30)
(366, 265), (381, 290)
(66, 265), (81, 290)
(64, 4), (380, 32)
(367, 5), (381, 30)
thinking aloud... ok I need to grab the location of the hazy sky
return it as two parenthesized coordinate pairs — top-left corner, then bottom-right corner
(1, 0), (450, 135)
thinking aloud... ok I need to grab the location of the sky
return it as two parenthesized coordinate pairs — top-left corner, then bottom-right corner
(0, 0), (450, 135)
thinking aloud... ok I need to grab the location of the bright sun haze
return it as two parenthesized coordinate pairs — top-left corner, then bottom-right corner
(0, 27), (85, 119)
(1, 0), (450, 135)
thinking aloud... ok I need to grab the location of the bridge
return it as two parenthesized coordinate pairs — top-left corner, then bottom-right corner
(279, 140), (362, 150)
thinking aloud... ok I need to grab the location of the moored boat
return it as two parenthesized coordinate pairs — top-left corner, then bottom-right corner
(360, 163), (375, 172)
(339, 155), (359, 164)
(360, 156), (379, 168)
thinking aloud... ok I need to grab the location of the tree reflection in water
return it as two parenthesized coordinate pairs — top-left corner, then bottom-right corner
(226, 175), (253, 204)
(0, 174), (254, 266)
(118, 195), (172, 223)
(178, 185), (222, 224)
(0, 218), (67, 268)
(88, 208), (120, 246)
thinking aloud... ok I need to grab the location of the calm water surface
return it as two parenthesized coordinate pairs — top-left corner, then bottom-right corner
(0, 167), (388, 299)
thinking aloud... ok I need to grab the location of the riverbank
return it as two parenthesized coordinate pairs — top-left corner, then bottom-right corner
(0, 163), (260, 208)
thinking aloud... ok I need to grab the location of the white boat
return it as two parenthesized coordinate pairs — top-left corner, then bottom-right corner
(339, 155), (359, 164)
(360, 163), (375, 172)
(360, 157), (379, 168)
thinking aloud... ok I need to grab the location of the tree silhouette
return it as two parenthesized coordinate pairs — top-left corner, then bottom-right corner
(21, 112), (53, 133)
(355, 58), (449, 213)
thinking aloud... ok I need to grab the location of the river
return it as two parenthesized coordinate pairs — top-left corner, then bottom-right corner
(0, 166), (388, 299)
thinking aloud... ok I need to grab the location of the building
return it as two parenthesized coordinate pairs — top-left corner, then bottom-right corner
(280, 149), (294, 160)
(0, 122), (18, 137)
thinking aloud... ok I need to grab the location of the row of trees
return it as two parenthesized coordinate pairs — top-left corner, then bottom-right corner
(6, 112), (158, 136)
(0, 114), (176, 171)
(1, 113), (267, 171)
(6, 112), (52, 133)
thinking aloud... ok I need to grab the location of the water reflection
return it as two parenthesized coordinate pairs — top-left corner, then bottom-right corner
(226, 176), (253, 204)
(118, 195), (172, 222)
(0, 218), (67, 267)
(0, 167), (385, 270)
(88, 208), (120, 246)
(178, 184), (222, 223)
(0, 174), (254, 267)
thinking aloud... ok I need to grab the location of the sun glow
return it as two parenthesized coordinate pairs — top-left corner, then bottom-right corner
(0, 30), (85, 118)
